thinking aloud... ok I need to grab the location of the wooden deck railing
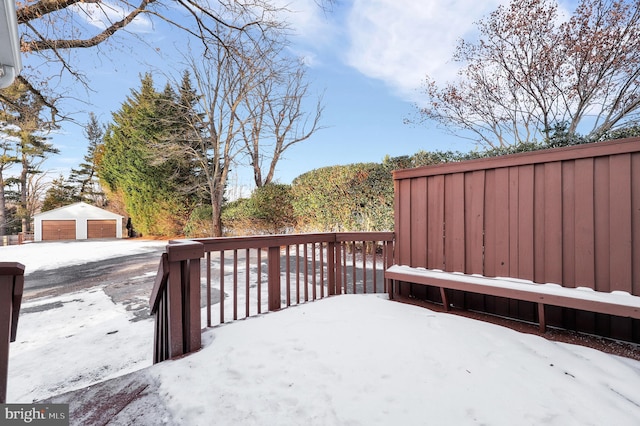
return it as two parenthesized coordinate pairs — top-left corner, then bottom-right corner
(0, 262), (25, 403)
(150, 232), (394, 363)
(149, 241), (204, 363)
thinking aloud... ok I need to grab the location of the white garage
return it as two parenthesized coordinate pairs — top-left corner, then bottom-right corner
(34, 202), (124, 242)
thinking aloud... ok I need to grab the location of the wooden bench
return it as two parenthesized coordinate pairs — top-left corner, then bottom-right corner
(385, 264), (640, 332)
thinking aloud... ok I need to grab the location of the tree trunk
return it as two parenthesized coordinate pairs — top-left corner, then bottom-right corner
(211, 190), (223, 237)
(20, 154), (28, 234)
(0, 172), (5, 236)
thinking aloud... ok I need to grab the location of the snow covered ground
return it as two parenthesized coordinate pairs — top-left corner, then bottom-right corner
(3, 240), (640, 425)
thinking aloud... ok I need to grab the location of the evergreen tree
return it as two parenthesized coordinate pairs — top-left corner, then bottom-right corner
(69, 112), (105, 205)
(0, 134), (19, 236)
(41, 175), (77, 211)
(98, 74), (196, 236)
(0, 80), (58, 233)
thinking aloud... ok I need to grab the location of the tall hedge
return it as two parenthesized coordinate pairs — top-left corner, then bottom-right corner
(222, 183), (295, 235)
(290, 163), (394, 232)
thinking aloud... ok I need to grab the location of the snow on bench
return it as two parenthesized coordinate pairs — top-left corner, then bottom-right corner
(384, 264), (640, 332)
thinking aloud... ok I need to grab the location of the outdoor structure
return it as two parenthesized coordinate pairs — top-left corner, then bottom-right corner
(149, 137), (640, 364)
(388, 137), (640, 342)
(150, 233), (394, 362)
(0, 262), (24, 403)
(33, 202), (124, 242)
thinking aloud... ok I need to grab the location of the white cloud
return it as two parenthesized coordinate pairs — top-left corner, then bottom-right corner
(280, 0), (335, 40)
(344, 0), (504, 99)
(275, 0), (342, 67)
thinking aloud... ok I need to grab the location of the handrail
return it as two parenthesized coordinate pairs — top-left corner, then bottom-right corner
(150, 232), (395, 363)
(149, 241), (204, 363)
(0, 262), (25, 403)
(194, 232), (394, 326)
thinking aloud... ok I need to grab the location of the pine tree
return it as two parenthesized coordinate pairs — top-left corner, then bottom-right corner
(41, 175), (78, 211)
(98, 74), (196, 236)
(69, 112), (105, 206)
(0, 80), (58, 233)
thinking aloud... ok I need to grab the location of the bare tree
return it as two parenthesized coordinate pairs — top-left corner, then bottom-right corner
(156, 28), (270, 236)
(7, 0), (292, 121)
(243, 58), (324, 187)
(156, 13), (322, 235)
(418, 0), (640, 148)
(25, 170), (51, 224)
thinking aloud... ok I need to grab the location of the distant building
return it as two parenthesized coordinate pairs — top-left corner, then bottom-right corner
(33, 202), (124, 241)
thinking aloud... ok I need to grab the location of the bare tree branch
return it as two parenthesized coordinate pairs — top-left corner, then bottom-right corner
(417, 0), (640, 147)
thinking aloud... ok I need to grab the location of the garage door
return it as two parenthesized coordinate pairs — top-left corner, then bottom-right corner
(87, 220), (117, 239)
(42, 220), (76, 241)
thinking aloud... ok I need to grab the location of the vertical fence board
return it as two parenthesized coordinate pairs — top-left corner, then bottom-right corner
(464, 171), (485, 309)
(544, 162), (563, 284)
(444, 173), (465, 273)
(562, 161), (576, 288)
(633, 153), (640, 296)
(397, 179), (412, 265)
(609, 154), (633, 293)
(410, 178), (427, 267)
(495, 168), (510, 277)
(427, 175), (445, 269)
(574, 158), (595, 289)
(534, 164), (546, 283)
(465, 171), (485, 274)
(508, 167), (520, 277)
(518, 165), (535, 281)
(594, 157), (611, 293)
(484, 169), (497, 277)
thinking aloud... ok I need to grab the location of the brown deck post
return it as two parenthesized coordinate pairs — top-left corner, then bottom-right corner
(385, 239), (394, 297)
(538, 303), (547, 333)
(0, 262), (25, 403)
(335, 242), (343, 295)
(440, 288), (450, 311)
(151, 241), (204, 362)
(268, 246), (282, 311)
(327, 241), (336, 295)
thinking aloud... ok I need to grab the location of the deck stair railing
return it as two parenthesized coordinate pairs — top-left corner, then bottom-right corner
(150, 232), (394, 363)
(149, 241), (204, 363)
(0, 262), (25, 403)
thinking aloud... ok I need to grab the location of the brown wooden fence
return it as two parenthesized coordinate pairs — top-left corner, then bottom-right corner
(393, 138), (640, 341)
(150, 232), (394, 363)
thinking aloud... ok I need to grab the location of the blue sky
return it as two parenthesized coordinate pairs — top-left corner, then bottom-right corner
(26, 0), (573, 188)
